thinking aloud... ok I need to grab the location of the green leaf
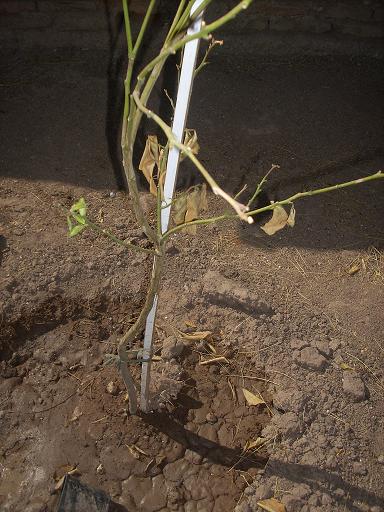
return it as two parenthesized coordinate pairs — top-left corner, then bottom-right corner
(70, 197), (87, 217)
(67, 216), (73, 232)
(69, 224), (86, 237)
(71, 213), (86, 225)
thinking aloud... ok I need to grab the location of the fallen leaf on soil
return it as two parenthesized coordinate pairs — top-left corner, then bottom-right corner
(69, 406), (82, 423)
(242, 388), (265, 406)
(200, 356), (229, 366)
(339, 362), (355, 371)
(139, 135), (159, 196)
(206, 342), (217, 354)
(54, 464), (80, 481)
(54, 476), (66, 493)
(261, 205), (295, 235)
(126, 444), (148, 459)
(227, 378), (237, 402)
(106, 381), (119, 395)
(257, 498), (286, 512)
(179, 330), (212, 340)
(243, 437), (266, 452)
(96, 463), (105, 475)
(347, 263), (360, 275)
(185, 320), (197, 328)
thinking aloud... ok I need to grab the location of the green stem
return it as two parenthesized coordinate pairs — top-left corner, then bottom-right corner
(85, 219), (156, 255)
(165, 0), (188, 43)
(133, 0), (157, 54)
(163, 170), (384, 239)
(162, 214), (229, 241)
(247, 171), (384, 217)
(247, 164), (279, 208)
(122, 0), (133, 55)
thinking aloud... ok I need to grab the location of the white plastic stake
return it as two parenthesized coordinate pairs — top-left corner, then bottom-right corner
(140, 1), (205, 412)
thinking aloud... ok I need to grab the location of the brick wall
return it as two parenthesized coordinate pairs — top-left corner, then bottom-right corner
(0, 0), (383, 55)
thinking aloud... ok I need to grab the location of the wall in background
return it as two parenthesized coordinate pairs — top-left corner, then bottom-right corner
(0, 0), (383, 56)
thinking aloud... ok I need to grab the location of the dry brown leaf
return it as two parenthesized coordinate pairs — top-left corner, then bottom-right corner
(126, 444), (148, 459)
(185, 188), (201, 234)
(243, 437), (266, 452)
(206, 342), (217, 354)
(287, 204), (296, 227)
(185, 320), (197, 328)
(54, 476), (66, 493)
(179, 330), (212, 340)
(180, 128), (199, 161)
(257, 498), (286, 512)
(339, 362), (355, 371)
(139, 135), (159, 196)
(242, 388), (265, 406)
(54, 464), (78, 481)
(69, 406), (82, 423)
(261, 205), (289, 235)
(227, 378), (237, 402)
(347, 263), (360, 275)
(173, 194), (188, 225)
(200, 356), (229, 366)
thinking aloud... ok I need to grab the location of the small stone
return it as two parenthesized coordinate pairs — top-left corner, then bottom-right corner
(377, 455), (384, 464)
(96, 463), (105, 475)
(352, 462), (367, 475)
(282, 494), (304, 512)
(206, 412), (217, 424)
(275, 412), (303, 440)
(342, 372), (367, 402)
(290, 338), (308, 350)
(329, 339), (341, 351)
(296, 347), (327, 371)
(140, 474), (167, 511)
(106, 381), (119, 395)
(291, 484), (311, 500)
(314, 339), (332, 357)
(273, 389), (307, 414)
(254, 483), (272, 501)
(109, 191), (116, 198)
(198, 423), (218, 445)
(184, 449), (203, 465)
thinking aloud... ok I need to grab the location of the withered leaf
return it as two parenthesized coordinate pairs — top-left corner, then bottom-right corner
(261, 205), (289, 236)
(139, 135), (159, 196)
(173, 194), (188, 225)
(180, 128), (199, 161)
(287, 204), (296, 227)
(179, 330), (212, 340)
(257, 498), (286, 512)
(243, 437), (266, 452)
(242, 388), (265, 406)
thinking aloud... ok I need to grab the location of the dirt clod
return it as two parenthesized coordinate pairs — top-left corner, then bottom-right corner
(342, 372), (367, 402)
(296, 346), (328, 371)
